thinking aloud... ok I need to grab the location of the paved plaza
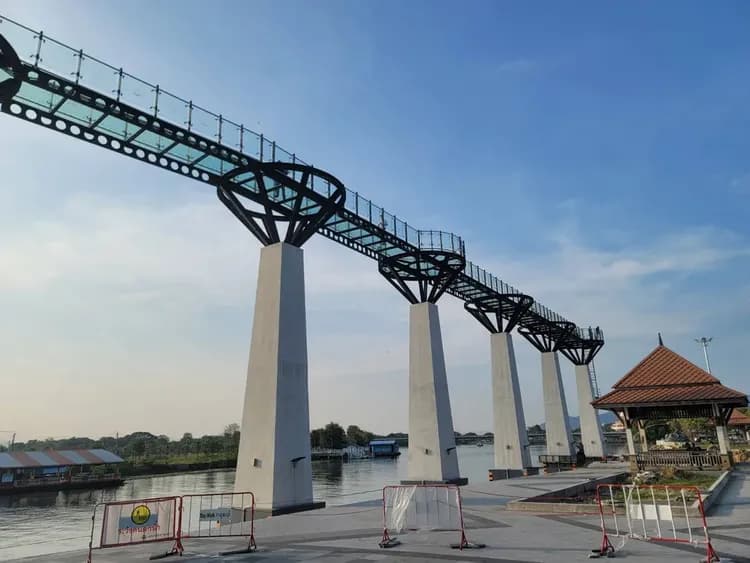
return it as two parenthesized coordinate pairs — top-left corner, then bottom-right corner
(10, 464), (750, 563)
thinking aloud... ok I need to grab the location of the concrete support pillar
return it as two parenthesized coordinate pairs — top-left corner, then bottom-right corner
(490, 332), (531, 471)
(574, 364), (605, 459)
(407, 302), (463, 483)
(716, 425), (729, 455)
(234, 242), (319, 514)
(625, 426), (637, 456)
(541, 351), (574, 456)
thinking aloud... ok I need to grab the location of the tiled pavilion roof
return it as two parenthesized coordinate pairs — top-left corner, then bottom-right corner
(592, 345), (747, 409)
(729, 409), (750, 427)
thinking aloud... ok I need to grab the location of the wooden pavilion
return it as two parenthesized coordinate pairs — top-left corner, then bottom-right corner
(592, 338), (747, 471)
(729, 409), (750, 442)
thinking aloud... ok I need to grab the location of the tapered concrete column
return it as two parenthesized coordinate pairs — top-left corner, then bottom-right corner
(407, 302), (463, 483)
(574, 364), (605, 459)
(491, 332), (531, 470)
(541, 351), (574, 456)
(234, 242), (319, 514)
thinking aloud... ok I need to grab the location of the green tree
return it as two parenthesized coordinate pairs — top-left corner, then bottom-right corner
(311, 422), (347, 449)
(310, 428), (325, 449)
(325, 423), (347, 449)
(346, 425), (374, 446)
(669, 418), (710, 442)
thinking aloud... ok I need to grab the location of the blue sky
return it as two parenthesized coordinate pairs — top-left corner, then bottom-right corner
(1, 1), (749, 441)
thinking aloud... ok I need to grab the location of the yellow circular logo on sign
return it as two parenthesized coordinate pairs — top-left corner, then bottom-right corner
(131, 504), (151, 526)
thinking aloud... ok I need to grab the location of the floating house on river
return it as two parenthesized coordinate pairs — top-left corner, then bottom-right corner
(0, 449), (124, 495)
(369, 440), (400, 458)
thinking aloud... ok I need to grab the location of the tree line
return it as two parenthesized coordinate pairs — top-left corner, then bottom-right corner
(2, 422), (383, 459)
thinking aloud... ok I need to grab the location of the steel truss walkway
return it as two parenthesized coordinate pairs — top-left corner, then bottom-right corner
(0, 15), (602, 354)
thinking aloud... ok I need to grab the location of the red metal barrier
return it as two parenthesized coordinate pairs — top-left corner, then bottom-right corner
(379, 484), (484, 550)
(87, 491), (256, 561)
(87, 495), (179, 562)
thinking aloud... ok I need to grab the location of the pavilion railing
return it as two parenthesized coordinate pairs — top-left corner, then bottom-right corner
(633, 450), (726, 470)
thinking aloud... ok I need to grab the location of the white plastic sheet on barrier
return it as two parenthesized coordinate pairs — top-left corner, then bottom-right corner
(384, 485), (462, 533)
(100, 497), (177, 547)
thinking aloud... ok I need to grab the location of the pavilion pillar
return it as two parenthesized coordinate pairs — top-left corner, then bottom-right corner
(625, 425), (637, 456)
(716, 426), (729, 455)
(623, 409), (637, 456)
(638, 422), (648, 452)
(712, 404), (730, 455)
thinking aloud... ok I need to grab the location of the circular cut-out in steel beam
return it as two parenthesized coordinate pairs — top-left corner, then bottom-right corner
(218, 161), (346, 247)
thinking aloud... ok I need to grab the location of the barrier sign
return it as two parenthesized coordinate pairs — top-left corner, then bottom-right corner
(199, 507), (232, 523)
(100, 496), (178, 548)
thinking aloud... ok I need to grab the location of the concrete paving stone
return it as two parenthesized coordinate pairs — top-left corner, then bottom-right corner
(9, 463), (750, 563)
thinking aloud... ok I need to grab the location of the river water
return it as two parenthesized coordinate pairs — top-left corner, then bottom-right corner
(0, 444), (625, 560)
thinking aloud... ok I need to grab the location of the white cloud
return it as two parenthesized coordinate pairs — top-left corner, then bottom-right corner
(2, 187), (748, 440)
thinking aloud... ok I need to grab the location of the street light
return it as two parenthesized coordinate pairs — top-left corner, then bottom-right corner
(0, 430), (15, 451)
(695, 337), (713, 374)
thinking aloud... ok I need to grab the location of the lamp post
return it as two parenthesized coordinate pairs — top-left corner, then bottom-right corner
(695, 337), (713, 374)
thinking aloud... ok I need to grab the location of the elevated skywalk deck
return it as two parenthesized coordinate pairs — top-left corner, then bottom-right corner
(0, 14), (601, 350)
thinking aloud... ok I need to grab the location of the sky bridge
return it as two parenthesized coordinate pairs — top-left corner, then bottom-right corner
(0, 14), (607, 513)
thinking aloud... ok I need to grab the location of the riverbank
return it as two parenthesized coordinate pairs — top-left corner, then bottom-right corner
(117, 456), (236, 478)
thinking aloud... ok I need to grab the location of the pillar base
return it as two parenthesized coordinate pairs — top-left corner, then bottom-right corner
(488, 468), (539, 481)
(401, 477), (468, 486)
(256, 501), (326, 518)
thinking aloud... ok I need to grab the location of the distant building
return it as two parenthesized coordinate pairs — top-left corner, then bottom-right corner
(0, 449), (124, 494)
(369, 440), (400, 458)
(610, 420), (625, 432)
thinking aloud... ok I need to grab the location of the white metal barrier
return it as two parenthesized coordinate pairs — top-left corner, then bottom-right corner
(591, 484), (719, 562)
(87, 491), (255, 561)
(379, 484), (484, 550)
